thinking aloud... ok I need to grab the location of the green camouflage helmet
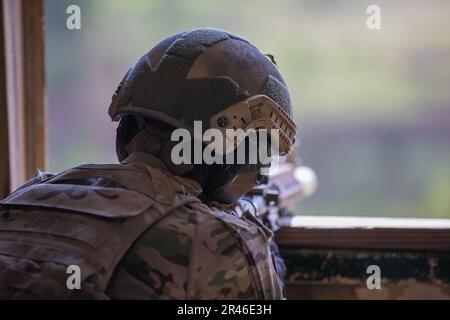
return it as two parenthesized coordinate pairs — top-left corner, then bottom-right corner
(108, 28), (297, 157)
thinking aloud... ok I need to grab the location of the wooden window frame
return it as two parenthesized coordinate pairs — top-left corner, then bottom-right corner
(0, 0), (46, 198)
(276, 215), (450, 252)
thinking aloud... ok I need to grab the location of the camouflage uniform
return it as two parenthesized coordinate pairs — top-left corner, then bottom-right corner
(0, 152), (283, 299)
(0, 28), (294, 300)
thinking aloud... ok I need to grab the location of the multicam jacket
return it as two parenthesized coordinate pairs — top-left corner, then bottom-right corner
(0, 152), (283, 299)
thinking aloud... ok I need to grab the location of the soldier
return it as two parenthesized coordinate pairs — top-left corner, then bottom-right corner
(0, 28), (296, 299)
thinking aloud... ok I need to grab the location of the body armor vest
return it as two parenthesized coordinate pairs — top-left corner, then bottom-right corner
(0, 162), (200, 299)
(0, 156), (282, 299)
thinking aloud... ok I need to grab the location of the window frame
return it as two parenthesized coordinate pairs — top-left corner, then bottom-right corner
(0, 0), (46, 198)
(277, 215), (450, 252)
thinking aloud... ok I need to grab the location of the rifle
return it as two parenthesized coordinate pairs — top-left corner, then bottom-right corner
(238, 162), (317, 231)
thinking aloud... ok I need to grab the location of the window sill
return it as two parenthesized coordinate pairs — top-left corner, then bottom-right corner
(276, 215), (450, 252)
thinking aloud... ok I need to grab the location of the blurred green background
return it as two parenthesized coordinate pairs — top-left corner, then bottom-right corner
(45, 0), (450, 218)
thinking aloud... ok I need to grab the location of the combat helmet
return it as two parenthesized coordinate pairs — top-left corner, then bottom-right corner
(108, 28), (297, 203)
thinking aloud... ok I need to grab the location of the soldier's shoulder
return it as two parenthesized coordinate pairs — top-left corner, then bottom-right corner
(143, 200), (262, 264)
(152, 201), (227, 238)
(162, 200), (264, 239)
